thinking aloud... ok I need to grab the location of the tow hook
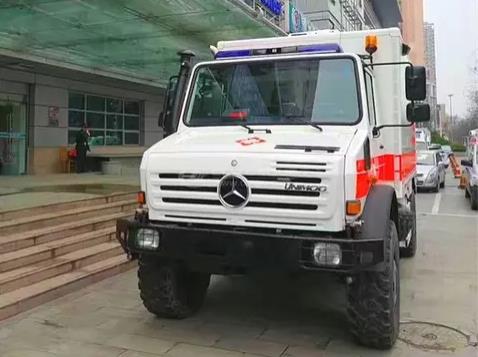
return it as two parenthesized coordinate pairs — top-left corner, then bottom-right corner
(350, 220), (364, 228)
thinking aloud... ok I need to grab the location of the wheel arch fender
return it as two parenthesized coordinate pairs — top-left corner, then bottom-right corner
(360, 185), (399, 241)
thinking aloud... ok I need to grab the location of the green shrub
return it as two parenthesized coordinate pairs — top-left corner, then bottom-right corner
(451, 143), (466, 152)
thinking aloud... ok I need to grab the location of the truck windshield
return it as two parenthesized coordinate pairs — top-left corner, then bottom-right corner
(185, 58), (360, 127)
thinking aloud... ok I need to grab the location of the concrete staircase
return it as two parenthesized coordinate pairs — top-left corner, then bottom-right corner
(0, 192), (137, 321)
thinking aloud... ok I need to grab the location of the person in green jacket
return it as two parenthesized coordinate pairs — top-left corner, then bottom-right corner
(75, 124), (90, 173)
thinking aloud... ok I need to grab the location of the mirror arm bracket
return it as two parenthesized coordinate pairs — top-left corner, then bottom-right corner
(364, 61), (414, 68)
(373, 122), (414, 137)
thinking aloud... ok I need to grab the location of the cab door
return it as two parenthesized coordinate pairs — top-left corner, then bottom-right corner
(363, 68), (378, 173)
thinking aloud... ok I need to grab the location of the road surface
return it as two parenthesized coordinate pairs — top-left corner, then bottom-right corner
(0, 174), (477, 357)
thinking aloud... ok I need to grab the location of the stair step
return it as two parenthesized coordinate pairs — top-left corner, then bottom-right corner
(0, 211), (131, 254)
(0, 241), (124, 293)
(0, 255), (136, 321)
(0, 227), (117, 272)
(0, 192), (136, 222)
(0, 199), (136, 235)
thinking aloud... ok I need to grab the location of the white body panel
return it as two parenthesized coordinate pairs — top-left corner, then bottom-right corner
(142, 28), (416, 232)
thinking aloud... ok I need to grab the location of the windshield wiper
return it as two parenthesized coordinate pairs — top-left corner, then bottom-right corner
(237, 122), (271, 134)
(284, 117), (323, 132)
(239, 123), (254, 134)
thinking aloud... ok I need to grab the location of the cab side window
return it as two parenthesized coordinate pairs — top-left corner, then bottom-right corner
(364, 71), (376, 126)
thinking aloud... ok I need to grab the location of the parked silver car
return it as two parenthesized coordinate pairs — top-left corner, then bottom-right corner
(416, 151), (446, 192)
(462, 144), (478, 210)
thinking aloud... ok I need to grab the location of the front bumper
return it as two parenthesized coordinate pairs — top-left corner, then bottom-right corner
(116, 218), (384, 274)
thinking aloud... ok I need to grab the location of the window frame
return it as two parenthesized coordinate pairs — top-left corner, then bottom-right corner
(364, 69), (377, 127)
(68, 92), (141, 146)
(182, 54), (364, 128)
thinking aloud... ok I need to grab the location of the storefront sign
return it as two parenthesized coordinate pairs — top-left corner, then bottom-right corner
(285, 2), (313, 33)
(259, 0), (282, 16)
(48, 106), (59, 127)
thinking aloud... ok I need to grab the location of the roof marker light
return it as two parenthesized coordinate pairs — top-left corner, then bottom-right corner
(365, 35), (378, 55)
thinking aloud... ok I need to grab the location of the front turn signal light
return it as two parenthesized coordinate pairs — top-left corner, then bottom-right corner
(346, 200), (362, 216)
(137, 191), (146, 205)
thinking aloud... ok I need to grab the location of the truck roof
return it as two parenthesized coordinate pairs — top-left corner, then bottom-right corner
(216, 28), (403, 61)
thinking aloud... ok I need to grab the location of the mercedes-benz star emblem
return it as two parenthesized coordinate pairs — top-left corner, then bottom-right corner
(218, 175), (250, 208)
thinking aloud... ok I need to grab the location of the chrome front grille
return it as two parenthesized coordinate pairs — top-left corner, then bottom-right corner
(274, 161), (327, 173)
(152, 173), (325, 211)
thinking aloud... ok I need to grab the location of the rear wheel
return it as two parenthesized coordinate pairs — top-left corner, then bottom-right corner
(347, 220), (400, 349)
(471, 187), (478, 211)
(138, 257), (210, 319)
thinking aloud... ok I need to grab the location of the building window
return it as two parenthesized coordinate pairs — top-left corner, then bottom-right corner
(68, 93), (141, 146)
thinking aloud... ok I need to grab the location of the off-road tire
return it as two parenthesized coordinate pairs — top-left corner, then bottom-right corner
(471, 187), (478, 211)
(400, 194), (417, 258)
(347, 220), (400, 349)
(138, 256), (210, 319)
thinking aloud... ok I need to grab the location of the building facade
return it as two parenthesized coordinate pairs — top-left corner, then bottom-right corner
(0, 63), (164, 176)
(294, 0), (401, 31)
(424, 22), (438, 131)
(0, 0), (285, 176)
(400, 0), (425, 65)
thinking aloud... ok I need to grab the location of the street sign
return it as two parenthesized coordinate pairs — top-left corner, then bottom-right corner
(259, 0), (282, 16)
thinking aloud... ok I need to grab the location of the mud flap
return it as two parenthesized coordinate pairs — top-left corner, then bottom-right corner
(398, 205), (413, 242)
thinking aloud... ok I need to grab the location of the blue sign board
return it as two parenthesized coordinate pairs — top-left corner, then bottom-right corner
(260, 0), (282, 16)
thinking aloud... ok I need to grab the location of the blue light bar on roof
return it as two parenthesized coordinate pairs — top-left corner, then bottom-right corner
(298, 43), (343, 53)
(215, 43), (343, 59)
(215, 50), (252, 59)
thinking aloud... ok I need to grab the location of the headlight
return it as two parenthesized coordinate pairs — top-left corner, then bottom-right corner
(136, 228), (160, 250)
(313, 243), (342, 266)
(426, 170), (437, 182)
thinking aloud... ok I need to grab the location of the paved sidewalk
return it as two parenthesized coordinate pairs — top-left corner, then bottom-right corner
(0, 173), (139, 212)
(0, 175), (476, 357)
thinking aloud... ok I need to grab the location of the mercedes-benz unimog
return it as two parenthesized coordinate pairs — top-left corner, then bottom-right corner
(117, 28), (430, 349)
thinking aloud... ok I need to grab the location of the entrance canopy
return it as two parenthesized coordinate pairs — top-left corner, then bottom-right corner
(0, 0), (283, 86)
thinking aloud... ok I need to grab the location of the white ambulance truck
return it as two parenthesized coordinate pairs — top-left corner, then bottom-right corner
(117, 28), (430, 349)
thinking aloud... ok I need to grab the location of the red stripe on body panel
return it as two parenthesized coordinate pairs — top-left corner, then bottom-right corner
(355, 151), (416, 199)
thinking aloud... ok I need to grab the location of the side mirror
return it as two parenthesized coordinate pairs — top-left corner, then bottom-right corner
(406, 66), (427, 101)
(461, 159), (473, 167)
(407, 103), (430, 123)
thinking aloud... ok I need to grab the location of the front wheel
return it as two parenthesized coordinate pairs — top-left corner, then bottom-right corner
(138, 257), (210, 319)
(440, 175), (445, 188)
(347, 220), (400, 349)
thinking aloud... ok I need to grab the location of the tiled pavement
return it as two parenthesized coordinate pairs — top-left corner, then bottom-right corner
(0, 176), (477, 357)
(0, 270), (475, 357)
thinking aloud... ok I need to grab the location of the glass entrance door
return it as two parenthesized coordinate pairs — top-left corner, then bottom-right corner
(0, 98), (27, 175)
